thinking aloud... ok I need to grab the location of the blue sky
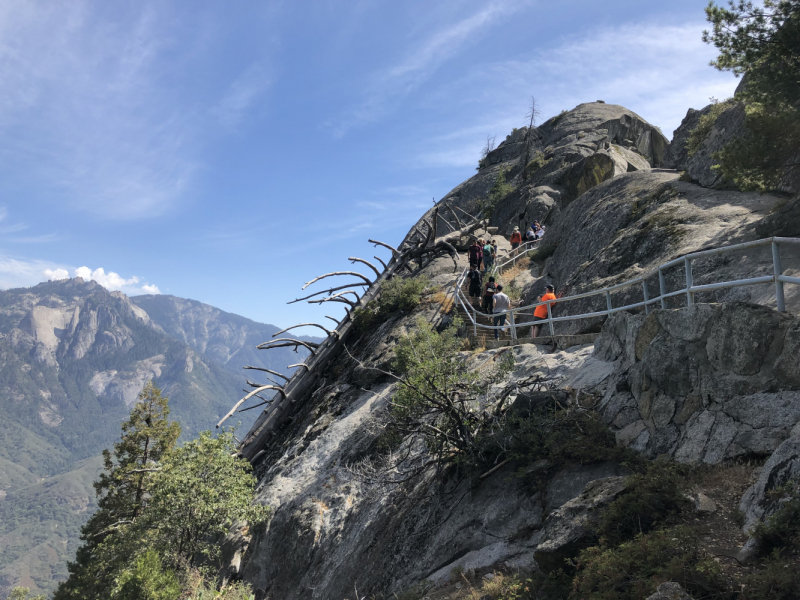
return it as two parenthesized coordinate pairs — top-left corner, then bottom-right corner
(0, 0), (739, 329)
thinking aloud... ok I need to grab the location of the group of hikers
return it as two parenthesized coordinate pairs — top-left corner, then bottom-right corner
(464, 219), (558, 340)
(510, 221), (545, 250)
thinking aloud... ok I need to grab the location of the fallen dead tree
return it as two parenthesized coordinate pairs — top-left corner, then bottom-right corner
(222, 203), (489, 461)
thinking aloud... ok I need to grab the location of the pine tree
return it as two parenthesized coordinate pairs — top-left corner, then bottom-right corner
(703, 1), (800, 190)
(54, 382), (181, 600)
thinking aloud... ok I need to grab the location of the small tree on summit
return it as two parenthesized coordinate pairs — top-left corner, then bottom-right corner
(522, 95), (542, 180)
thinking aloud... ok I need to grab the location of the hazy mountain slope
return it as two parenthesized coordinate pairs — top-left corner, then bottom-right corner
(132, 294), (321, 379)
(0, 278), (309, 597)
(0, 457), (102, 594)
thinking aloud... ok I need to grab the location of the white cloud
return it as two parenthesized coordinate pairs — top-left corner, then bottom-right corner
(74, 266), (138, 289)
(44, 268), (69, 280)
(73, 266), (160, 296)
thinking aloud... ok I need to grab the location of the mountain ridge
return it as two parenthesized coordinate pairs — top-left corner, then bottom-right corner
(0, 278), (315, 597)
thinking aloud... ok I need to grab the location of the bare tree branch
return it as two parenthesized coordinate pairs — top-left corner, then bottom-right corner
(272, 323), (332, 337)
(307, 291), (358, 308)
(348, 257), (382, 278)
(217, 385), (285, 428)
(325, 315), (341, 325)
(243, 365), (290, 382)
(288, 283), (369, 304)
(256, 338), (320, 353)
(302, 271), (372, 290)
(369, 239), (399, 256)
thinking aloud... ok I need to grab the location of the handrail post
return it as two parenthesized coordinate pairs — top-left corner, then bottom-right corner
(546, 301), (555, 337)
(642, 279), (650, 315)
(509, 310), (517, 341)
(773, 241), (786, 312)
(658, 268), (666, 309)
(605, 290), (613, 315)
(684, 257), (694, 306)
(471, 302), (477, 338)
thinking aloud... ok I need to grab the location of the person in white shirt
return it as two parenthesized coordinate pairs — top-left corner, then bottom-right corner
(492, 285), (511, 340)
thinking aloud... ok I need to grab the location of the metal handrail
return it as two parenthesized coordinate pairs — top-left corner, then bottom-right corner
(453, 236), (799, 338)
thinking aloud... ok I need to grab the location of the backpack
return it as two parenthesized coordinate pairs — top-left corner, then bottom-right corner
(469, 244), (480, 260)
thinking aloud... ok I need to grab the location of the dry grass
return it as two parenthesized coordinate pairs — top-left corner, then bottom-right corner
(498, 256), (531, 283)
(431, 291), (455, 314)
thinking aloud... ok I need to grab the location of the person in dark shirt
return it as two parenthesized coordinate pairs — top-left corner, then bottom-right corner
(467, 268), (483, 300)
(482, 277), (497, 314)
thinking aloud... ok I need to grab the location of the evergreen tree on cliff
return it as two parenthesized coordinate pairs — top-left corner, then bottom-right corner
(54, 382), (181, 600)
(704, 0), (800, 190)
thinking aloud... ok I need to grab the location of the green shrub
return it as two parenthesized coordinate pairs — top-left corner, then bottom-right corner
(9, 589), (46, 600)
(352, 276), (429, 332)
(752, 479), (800, 555)
(526, 151), (551, 177)
(712, 101), (800, 191)
(740, 550), (800, 600)
(475, 404), (639, 487)
(113, 549), (181, 600)
(595, 460), (691, 547)
(686, 98), (736, 157)
(486, 570), (572, 600)
(571, 527), (728, 600)
(479, 168), (515, 217)
(379, 275), (429, 314)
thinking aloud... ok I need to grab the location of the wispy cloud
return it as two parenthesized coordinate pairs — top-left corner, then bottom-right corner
(330, 0), (523, 136)
(212, 63), (272, 129)
(0, 2), (199, 220)
(0, 255), (69, 289)
(411, 21), (739, 170)
(0, 2), (278, 221)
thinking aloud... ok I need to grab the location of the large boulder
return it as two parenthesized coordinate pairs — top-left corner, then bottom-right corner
(668, 102), (747, 188)
(646, 582), (693, 600)
(739, 435), (800, 533)
(533, 477), (627, 572)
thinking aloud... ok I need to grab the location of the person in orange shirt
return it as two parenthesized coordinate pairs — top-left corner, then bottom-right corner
(531, 284), (558, 338)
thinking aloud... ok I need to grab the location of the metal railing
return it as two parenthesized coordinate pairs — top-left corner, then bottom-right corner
(454, 236), (800, 341)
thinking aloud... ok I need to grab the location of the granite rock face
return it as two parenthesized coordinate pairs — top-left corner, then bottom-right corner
(668, 102), (746, 189)
(533, 477), (627, 572)
(597, 305), (800, 463)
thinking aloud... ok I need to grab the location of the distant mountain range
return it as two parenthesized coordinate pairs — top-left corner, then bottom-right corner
(0, 277), (317, 597)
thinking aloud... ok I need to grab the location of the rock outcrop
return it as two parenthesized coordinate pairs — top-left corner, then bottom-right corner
(235, 100), (800, 599)
(739, 435), (800, 533)
(596, 305), (800, 462)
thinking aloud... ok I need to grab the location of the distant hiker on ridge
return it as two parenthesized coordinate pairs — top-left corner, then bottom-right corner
(510, 226), (522, 253)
